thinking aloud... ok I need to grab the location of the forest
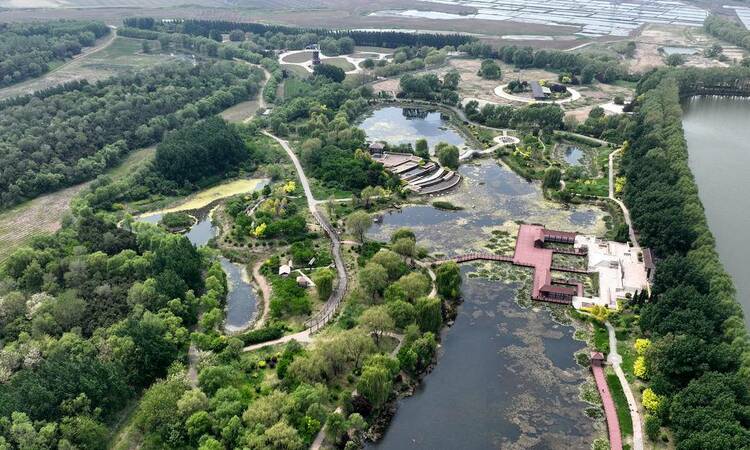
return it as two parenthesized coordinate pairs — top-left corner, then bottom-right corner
(0, 61), (263, 209)
(0, 20), (110, 88)
(0, 206), (210, 449)
(622, 67), (750, 449)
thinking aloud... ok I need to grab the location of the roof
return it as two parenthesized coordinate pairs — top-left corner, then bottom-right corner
(279, 264), (292, 275)
(540, 284), (578, 295)
(369, 142), (385, 150)
(542, 229), (577, 241)
(591, 351), (605, 361)
(643, 248), (656, 269)
(530, 81), (546, 99)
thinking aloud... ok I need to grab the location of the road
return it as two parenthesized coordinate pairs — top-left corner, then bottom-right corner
(244, 132), (349, 352)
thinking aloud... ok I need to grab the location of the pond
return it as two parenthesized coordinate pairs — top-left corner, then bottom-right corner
(682, 96), (750, 327)
(563, 145), (585, 166)
(136, 180), (267, 332)
(366, 141), (607, 447)
(359, 107), (468, 154)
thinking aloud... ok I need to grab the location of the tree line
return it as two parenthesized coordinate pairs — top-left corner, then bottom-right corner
(704, 15), (750, 52)
(0, 20), (110, 88)
(457, 41), (632, 83)
(0, 61), (264, 209)
(123, 17), (476, 49)
(622, 69), (750, 449)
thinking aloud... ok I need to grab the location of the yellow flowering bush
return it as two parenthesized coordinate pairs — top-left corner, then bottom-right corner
(642, 388), (661, 412)
(635, 338), (651, 356)
(634, 356), (648, 379)
(253, 223), (267, 238)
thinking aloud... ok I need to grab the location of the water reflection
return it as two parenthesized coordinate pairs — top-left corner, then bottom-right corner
(360, 107), (468, 154)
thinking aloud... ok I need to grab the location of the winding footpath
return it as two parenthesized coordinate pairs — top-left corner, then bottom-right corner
(243, 131), (349, 352)
(606, 146), (644, 450)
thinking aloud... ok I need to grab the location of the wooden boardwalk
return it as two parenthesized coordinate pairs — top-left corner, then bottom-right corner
(592, 355), (623, 450)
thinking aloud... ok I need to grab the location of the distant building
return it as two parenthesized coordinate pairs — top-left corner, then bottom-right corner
(368, 142), (385, 156)
(643, 248), (656, 281)
(312, 50), (321, 66)
(530, 81), (548, 100)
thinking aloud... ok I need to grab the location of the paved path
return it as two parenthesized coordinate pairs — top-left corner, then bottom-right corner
(243, 132), (348, 352)
(605, 146), (644, 450)
(608, 148), (639, 247)
(278, 49), (390, 75)
(605, 321), (644, 450)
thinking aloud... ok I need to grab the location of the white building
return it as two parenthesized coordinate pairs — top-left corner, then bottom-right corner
(572, 235), (649, 309)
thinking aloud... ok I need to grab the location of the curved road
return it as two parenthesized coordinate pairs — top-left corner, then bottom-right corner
(244, 132), (348, 352)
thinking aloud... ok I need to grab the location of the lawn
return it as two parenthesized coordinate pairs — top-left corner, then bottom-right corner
(592, 321), (610, 353)
(322, 57), (356, 72)
(566, 176), (609, 197)
(606, 369), (634, 438)
(139, 178), (267, 217)
(281, 51), (313, 63)
(283, 78), (312, 99)
(282, 64), (312, 78)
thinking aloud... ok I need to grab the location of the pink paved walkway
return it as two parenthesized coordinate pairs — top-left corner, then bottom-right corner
(592, 361), (623, 450)
(512, 224), (553, 299)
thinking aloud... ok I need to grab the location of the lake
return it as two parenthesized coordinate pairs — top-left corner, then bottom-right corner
(363, 107), (606, 449)
(682, 96), (750, 326)
(360, 107), (468, 154)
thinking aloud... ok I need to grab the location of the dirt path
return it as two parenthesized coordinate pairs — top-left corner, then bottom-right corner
(251, 260), (272, 329)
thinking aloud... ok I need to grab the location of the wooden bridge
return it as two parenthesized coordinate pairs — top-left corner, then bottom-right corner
(436, 252), (514, 265)
(550, 265), (589, 274)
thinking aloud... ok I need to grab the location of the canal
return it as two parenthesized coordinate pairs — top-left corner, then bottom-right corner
(362, 107), (606, 449)
(682, 96), (750, 327)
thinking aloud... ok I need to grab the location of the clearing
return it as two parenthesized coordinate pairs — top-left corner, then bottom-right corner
(0, 146), (155, 262)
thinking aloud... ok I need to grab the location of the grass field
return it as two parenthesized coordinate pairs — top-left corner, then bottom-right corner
(220, 99), (262, 122)
(0, 36), (176, 100)
(0, 146), (155, 263)
(139, 178), (267, 217)
(283, 78), (311, 99)
(281, 64), (312, 78)
(281, 51), (313, 63)
(323, 57), (356, 71)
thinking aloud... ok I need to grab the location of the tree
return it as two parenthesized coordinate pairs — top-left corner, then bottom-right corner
(313, 64), (346, 83)
(436, 142), (459, 169)
(415, 297), (442, 334)
(666, 53), (686, 66)
(359, 306), (394, 346)
(357, 366), (391, 411)
(346, 211), (372, 243)
(370, 249), (407, 280)
(387, 300), (416, 329)
(542, 167), (562, 190)
(436, 262), (461, 300)
(394, 272), (431, 302)
(359, 263), (388, 299)
(325, 411), (347, 442)
(415, 138), (429, 159)
(479, 59), (501, 79)
(312, 269), (334, 301)
(391, 237), (416, 259)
